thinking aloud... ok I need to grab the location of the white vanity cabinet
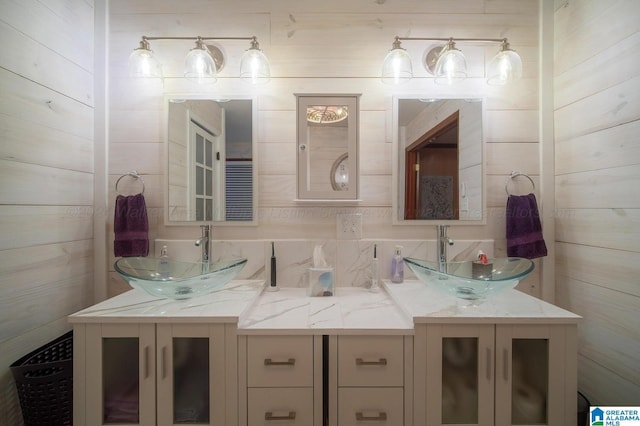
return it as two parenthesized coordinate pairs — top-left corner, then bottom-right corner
(414, 322), (577, 426)
(69, 282), (265, 426)
(73, 322), (233, 426)
(242, 335), (320, 426)
(335, 335), (410, 426)
(237, 287), (416, 426)
(239, 334), (413, 426)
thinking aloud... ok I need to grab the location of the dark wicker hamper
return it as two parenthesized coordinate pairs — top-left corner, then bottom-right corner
(10, 331), (73, 426)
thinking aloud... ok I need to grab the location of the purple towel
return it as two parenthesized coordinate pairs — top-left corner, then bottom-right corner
(506, 193), (547, 259)
(114, 193), (149, 257)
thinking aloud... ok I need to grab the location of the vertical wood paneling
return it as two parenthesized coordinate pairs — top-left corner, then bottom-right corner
(554, 0), (640, 405)
(0, 0), (95, 422)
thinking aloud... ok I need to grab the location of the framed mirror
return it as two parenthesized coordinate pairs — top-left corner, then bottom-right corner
(164, 95), (257, 225)
(296, 94), (360, 201)
(392, 97), (485, 224)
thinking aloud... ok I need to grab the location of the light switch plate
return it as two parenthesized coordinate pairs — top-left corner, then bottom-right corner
(337, 213), (362, 240)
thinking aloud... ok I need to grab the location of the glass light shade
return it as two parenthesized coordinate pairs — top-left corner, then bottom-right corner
(128, 48), (162, 78)
(381, 48), (413, 85)
(434, 46), (467, 85)
(184, 46), (217, 83)
(487, 47), (522, 85)
(240, 48), (270, 85)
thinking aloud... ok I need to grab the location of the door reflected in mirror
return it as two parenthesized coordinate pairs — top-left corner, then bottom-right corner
(296, 95), (360, 200)
(394, 98), (484, 224)
(165, 97), (256, 225)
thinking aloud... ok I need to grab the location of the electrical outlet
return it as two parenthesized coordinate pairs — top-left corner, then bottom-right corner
(337, 213), (362, 240)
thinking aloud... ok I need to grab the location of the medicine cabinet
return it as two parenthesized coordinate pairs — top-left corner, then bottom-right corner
(296, 94), (360, 201)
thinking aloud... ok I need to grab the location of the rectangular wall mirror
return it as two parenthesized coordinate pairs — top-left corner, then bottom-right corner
(392, 97), (485, 224)
(296, 94), (360, 201)
(165, 96), (257, 225)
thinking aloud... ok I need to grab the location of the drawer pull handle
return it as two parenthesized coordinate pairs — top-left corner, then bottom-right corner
(264, 358), (296, 366)
(356, 357), (387, 366)
(356, 411), (387, 421)
(265, 411), (296, 420)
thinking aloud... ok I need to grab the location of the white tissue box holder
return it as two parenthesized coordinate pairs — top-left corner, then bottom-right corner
(308, 267), (334, 297)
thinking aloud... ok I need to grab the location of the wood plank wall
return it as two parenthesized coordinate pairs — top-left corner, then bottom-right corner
(107, 0), (542, 297)
(553, 0), (640, 405)
(0, 1), (95, 423)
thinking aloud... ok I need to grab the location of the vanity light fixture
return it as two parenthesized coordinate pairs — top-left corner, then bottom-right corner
(129, 35), (270, 85)
(381, 36), (522, 86)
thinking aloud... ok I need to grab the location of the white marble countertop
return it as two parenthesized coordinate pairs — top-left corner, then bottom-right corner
(237, 287), (414, 335)
(68, 280), (266, 324)
(382, 280), (581, 324)
(68, 279), (579, 329)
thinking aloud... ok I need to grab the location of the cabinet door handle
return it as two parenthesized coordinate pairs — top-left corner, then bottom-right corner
(161, 346), (167, 379)
(143, 345), (150, 379)
(356, 411), (387, 421)
(356, 357), (387, 366)
(503, 348), (509, 381)
(265, 411), (296, 420)
(486, 347), (492, 381)
(264, 358), (296, 366)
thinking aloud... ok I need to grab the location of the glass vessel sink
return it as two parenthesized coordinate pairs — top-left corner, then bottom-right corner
(403, 257), (534, 299)
(114, 257), (247, 299)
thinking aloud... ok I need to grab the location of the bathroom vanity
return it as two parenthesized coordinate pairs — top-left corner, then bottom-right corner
(69, 280), (579, 426)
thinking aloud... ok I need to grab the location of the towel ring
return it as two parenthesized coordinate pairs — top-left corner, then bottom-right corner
(505, 171), (535, 196)
(115, 171), (145, 195)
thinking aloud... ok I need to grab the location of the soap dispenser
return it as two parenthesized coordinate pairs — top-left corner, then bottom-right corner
(159, 245), (170, 278)
(391, 245), (404, 283)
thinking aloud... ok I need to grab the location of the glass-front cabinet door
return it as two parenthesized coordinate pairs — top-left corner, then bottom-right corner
(83, 323), (226, 426)
(156, 324), (226, 426)
(425, 324), (495, 425)
(85, 323), (156, 426)
(495, 325), (567, 426)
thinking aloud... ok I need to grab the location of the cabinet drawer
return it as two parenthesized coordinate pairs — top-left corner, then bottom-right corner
(338, 336), (403, 387)
(247, 336), (313, 387)
(248, 387), (313, 426)
(338, 387), (403, 426)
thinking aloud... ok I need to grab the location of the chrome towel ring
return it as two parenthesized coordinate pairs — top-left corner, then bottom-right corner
(115, 171), (145, 195)
(505, 171), (535, 196)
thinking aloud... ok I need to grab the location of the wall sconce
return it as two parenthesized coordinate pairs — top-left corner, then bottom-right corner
(382, 36), (522, 86)
(129, 35), (270, 85)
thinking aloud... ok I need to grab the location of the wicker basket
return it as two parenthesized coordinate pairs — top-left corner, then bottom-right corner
(10, 331), (73, 426)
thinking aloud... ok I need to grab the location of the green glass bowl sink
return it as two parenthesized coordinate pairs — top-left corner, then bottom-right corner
(403, 257), (535, 300)
(114, 257), (247, 299)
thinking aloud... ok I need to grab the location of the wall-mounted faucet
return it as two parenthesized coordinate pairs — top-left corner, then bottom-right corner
(195, 225), (210, 272)
(437, 225), (454, 273)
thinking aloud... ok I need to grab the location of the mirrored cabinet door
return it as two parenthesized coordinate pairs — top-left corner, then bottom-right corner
(296, 94), (359, 200)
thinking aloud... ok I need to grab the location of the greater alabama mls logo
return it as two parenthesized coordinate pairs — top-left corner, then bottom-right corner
(590, 407), (640, 426)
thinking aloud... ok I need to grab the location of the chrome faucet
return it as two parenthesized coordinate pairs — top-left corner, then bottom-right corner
(437, 225), (454, 273)
(195, 225), (210, 272)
